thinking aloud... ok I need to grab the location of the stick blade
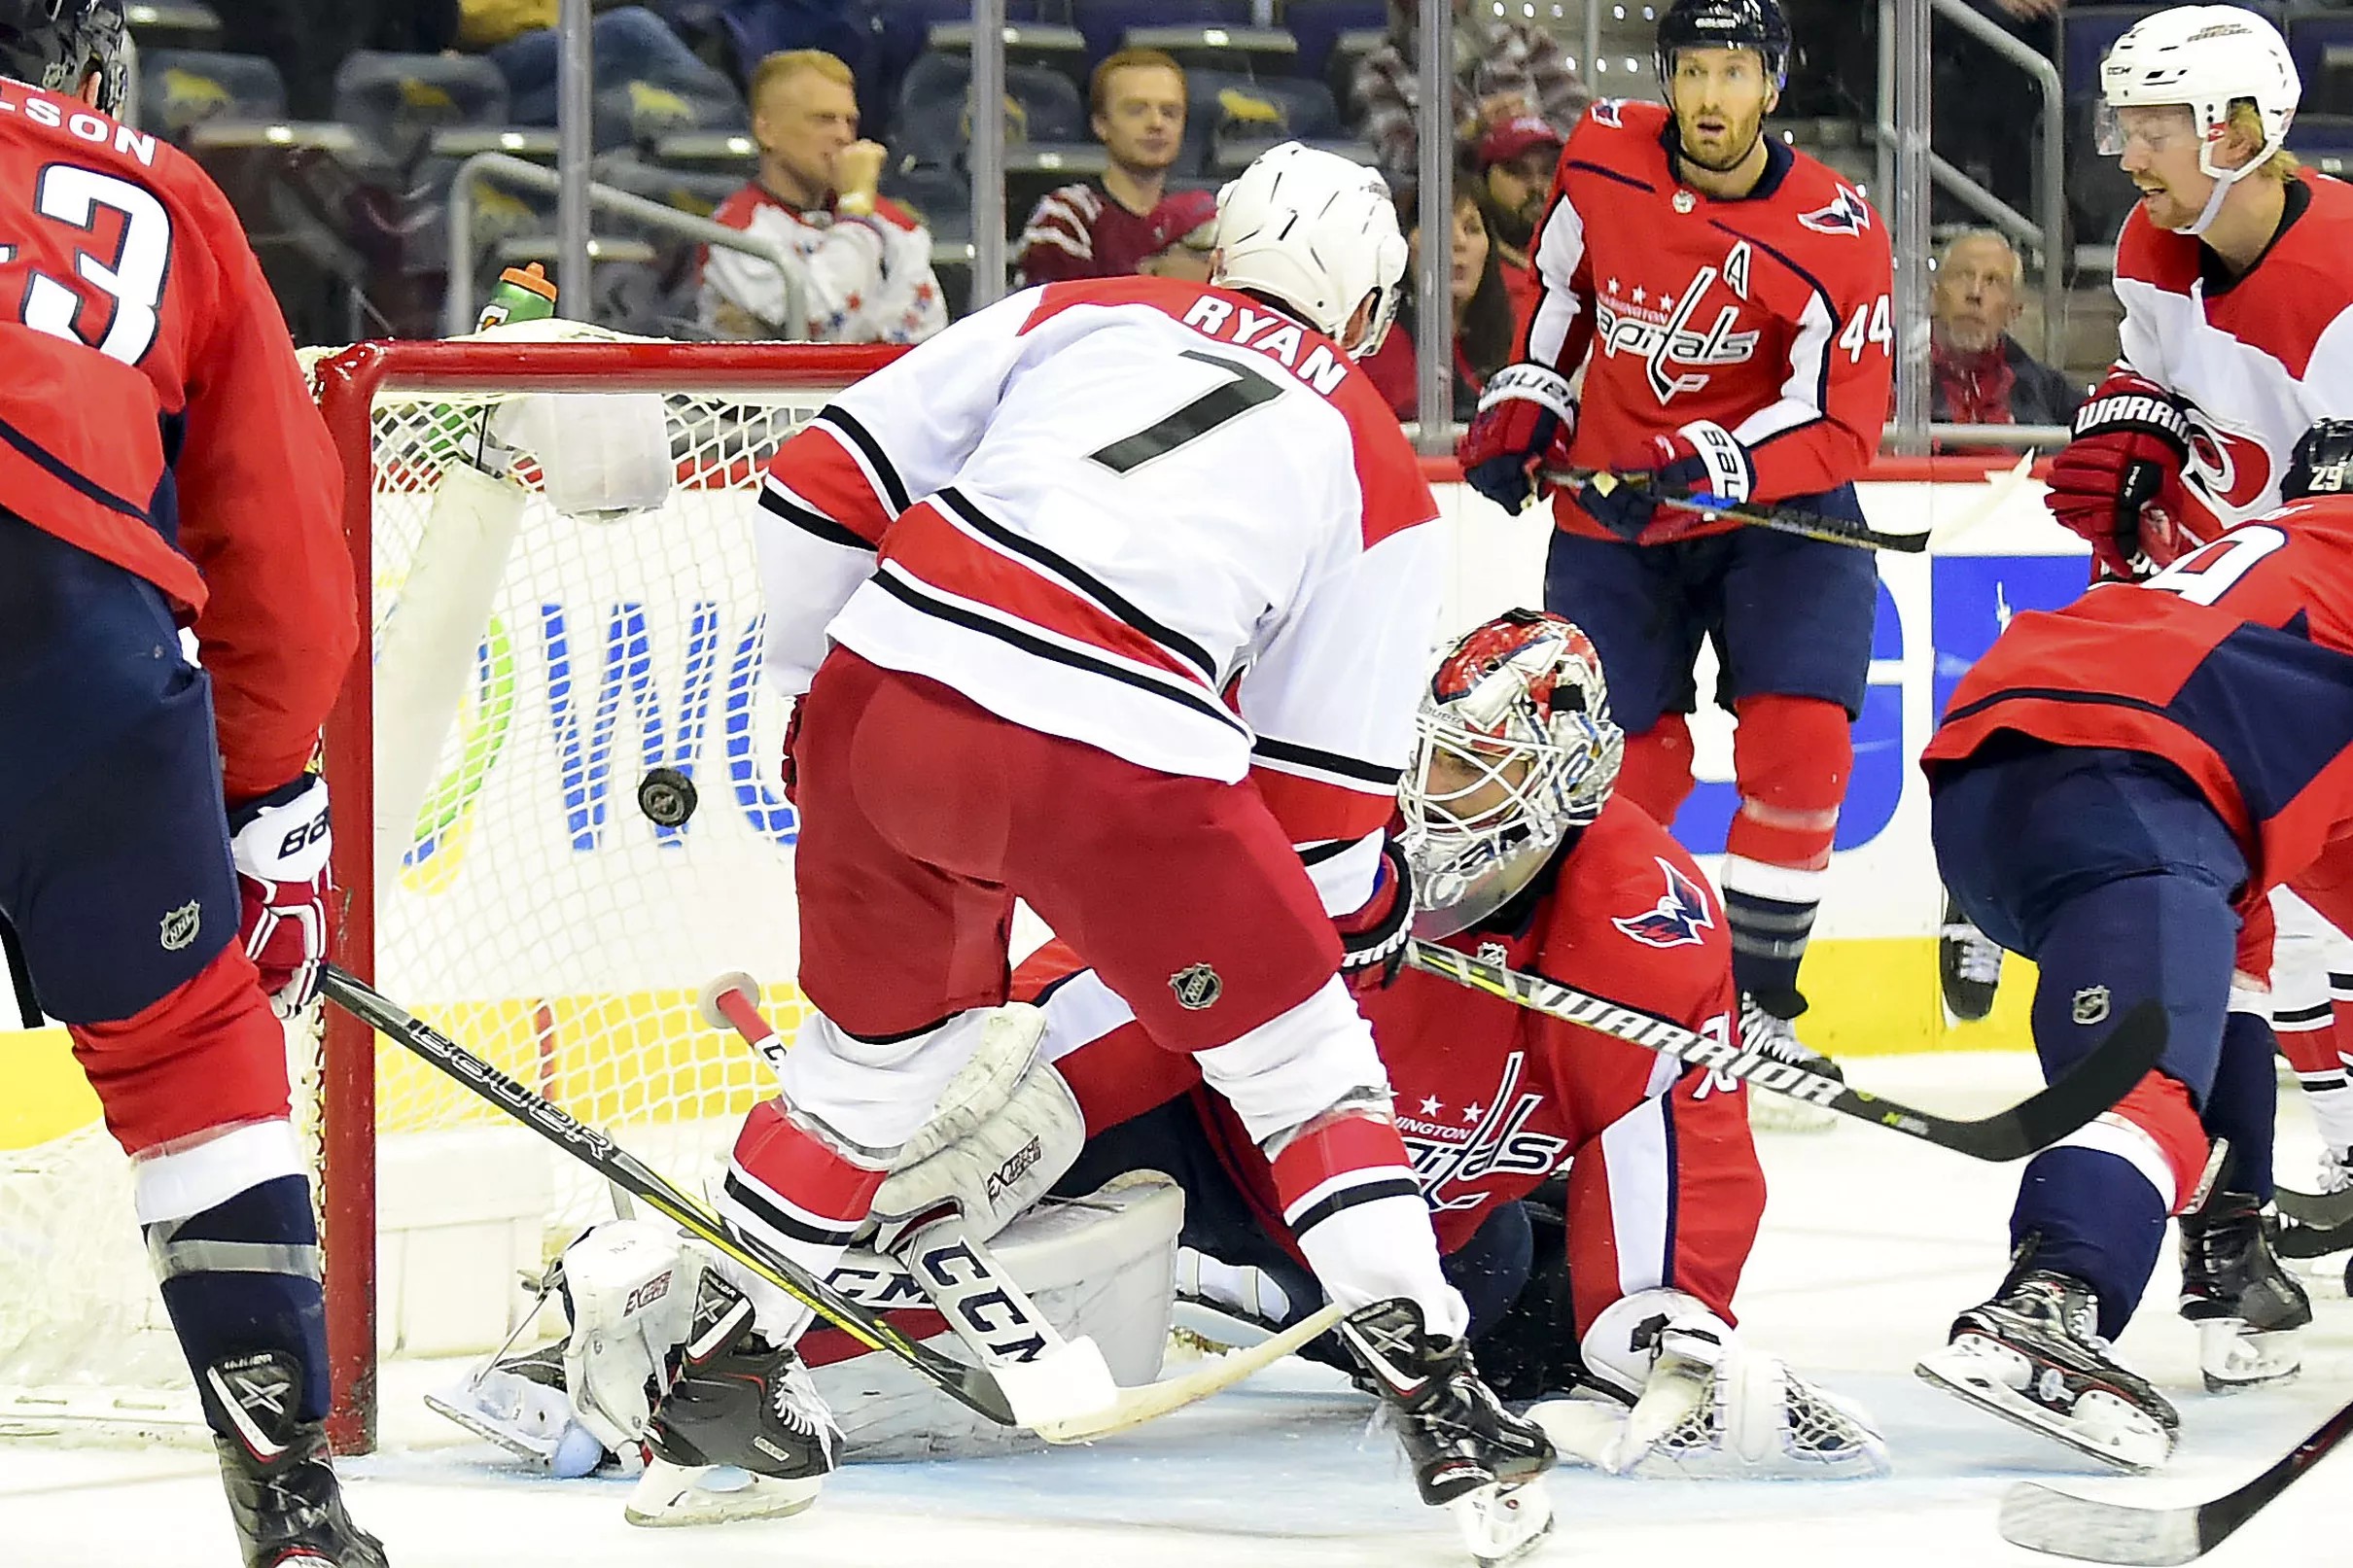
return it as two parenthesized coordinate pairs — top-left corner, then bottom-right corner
(1999, 1483), (2206, 1567)
(1964, 1000), (2167, 1160)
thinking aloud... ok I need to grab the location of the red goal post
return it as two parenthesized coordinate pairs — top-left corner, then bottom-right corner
(312, 336), (898, 1451)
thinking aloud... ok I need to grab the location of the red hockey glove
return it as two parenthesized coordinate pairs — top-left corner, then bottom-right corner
(1574, 422), (1754, 540)
(1336, 841), (1417, 993)
(226, 775), (334, 1017)
(1458, 364), (1579, 513)
(2046, 374), (2191, 580)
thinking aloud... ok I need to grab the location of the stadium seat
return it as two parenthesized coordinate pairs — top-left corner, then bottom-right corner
(1122, 24), (1301, 80)
(137, 49), (285, 142)
(590, 75), (750, 153)
(925, 21), (1092, 98)
(1070, 0), (1247, 65)
(1328, 25), (1387, 122)
(1179, 70), (1340, 179)
(893, 52), (1089, 168)
(334, 52), (511, 169)
(2289, 11), (2353, 117)
(1282, 0), (1387, 86)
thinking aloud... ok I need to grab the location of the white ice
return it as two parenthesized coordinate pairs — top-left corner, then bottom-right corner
(8, 1053), (2352, 1568)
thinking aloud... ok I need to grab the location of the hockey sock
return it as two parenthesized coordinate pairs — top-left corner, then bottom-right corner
(1615, 715), (1697, 826)
(1722, 696), (1850, 1005)
(147, 1173), (331, 1425)
(2321, 975), (2353, 1154)
(2012, 1145), (2169, 1342)
(719, 1098), (890, 1342)
(2202, 1009), (2281, 1202)
(1272, 1108), (1469, 1340)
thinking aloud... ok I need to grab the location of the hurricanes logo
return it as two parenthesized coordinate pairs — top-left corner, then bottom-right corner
(2183, 406), (2274, 516)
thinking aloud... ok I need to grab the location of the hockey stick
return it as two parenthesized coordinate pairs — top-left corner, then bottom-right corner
(694, 974), (1354, 1443)
(1403, 941), (2165, 1162)
(1926, 452), (2038, 550)
(2270, 1182), (2353, 1230)
(1542, 469), (1929, 553)
(1998, 1399), (2353, 1565)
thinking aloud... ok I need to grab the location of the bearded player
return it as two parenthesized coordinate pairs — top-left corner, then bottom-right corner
(2043, 6), (2353, 1270)
(1457, 0), (1895, 1094)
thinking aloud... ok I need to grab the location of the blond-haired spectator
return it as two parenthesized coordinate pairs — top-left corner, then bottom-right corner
(700, 50), (946, 343)
(1015, 48), (1188, 286)
(1926, 230), (2083, 455)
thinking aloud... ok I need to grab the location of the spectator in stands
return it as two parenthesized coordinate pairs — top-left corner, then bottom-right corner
(220, 0), (458, 120)
(1353, 0), (1586, 183)
(1361, 184), (1516, 424)
(1472, 115), (1562, 341)
(1136, 190), (1218, 284)
(1926, 229), (2083, 455)
(461, 2), (741, 131)
(1014, 49), (1188, 286)
(700, 49), (945, 343)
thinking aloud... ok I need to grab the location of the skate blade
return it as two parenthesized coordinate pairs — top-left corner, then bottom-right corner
(623, 1459), (822, 1526)
(1914, 1356), (2166, 1474)
(2197, 1321), (2304, 1394)
(421, 1385), (561, 1467)
(1451, 1478), (1553, 1568)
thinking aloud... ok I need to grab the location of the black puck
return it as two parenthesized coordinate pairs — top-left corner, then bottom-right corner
(638, 767), (698, 827)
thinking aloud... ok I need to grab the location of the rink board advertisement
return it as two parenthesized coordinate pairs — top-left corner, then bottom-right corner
(2, 468), (2086, 1151)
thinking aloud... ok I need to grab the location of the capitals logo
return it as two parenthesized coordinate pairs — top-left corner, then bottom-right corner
(1798, 184), (1874, 237)
(1612, 857), (1715, 949)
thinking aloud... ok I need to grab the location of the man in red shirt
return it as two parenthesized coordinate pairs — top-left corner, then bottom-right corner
(1473, 115), (1560, 341)
(1014, 48), (1187, 285)
(0, 3), (369, 1560)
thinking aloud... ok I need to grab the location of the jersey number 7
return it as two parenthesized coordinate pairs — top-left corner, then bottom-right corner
(0, 162), (169, 366)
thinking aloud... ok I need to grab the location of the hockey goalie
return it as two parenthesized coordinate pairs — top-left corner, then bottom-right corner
(430, 612), (1885, 1493)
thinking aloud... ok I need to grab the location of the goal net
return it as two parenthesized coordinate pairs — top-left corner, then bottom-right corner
(0, 329), (896, 1449)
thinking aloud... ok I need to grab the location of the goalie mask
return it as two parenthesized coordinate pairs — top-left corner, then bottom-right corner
(1400, 610), (1624, 939)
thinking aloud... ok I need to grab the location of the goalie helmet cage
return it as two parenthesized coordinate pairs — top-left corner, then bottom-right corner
(312, 338), (898, 1452)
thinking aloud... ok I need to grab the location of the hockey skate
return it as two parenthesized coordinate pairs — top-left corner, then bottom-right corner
(2179, 1190), (2311, 1393)
(1739, 992), (1843, 1133)
(1938, 891), (2003, 1024)
(204, 1349), (388, 1568)
(1914, 1269), (2178, 1473)
(627, 1284), (838, 1526)
(1337, 1299), (1556, 1567)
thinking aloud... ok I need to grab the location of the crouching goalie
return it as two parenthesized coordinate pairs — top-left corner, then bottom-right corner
(432, 612), (1885, 1490)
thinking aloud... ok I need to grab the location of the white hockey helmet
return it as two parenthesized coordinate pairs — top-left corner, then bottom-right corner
(2098, 6), (2300, 191)
(1212, 141), (1408, 357)
(1399, 610), (1625, 939)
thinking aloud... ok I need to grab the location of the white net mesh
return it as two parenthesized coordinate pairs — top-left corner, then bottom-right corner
(0, 331), (850, 1437)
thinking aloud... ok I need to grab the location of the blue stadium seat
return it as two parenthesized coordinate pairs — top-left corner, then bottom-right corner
(893, 52), (1088, 167)
(591, 75), (749, 152)
(1282, 0), (1387, 84)
(1179, 70), (1340, 178)
(138, 50), (285, 142)
(334, 52), (510, 167)
(2289, 11), (2353, 117)
(1070, 0), (1247, 65)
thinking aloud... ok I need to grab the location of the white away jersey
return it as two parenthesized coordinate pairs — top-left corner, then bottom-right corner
(756, 275), (1448, 854)
(2114, 171), (2353, 543)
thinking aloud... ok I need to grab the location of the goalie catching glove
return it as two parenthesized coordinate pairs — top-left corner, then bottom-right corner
(227, 775), (333, 1015)
(1458, 364), (1580, 513)
(2045, 372), (2193, 580)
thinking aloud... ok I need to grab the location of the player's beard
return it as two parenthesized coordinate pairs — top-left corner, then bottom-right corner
(1675, 106), (1766, 175)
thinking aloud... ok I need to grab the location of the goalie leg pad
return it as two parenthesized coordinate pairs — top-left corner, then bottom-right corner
(559, 1220), (710, 1455)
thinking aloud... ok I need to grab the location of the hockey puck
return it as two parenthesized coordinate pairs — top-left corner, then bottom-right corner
(638, 767), (698, 827)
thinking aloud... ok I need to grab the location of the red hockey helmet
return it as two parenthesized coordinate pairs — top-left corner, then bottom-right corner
(1400, 610), (1624, 937)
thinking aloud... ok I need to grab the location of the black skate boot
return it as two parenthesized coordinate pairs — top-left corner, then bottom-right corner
(2179, 1189), (2311, 1393)
(627, 1279), (837, 1527)
(1739, 991), (1844, 1132)
(1914, 1267), (2179, 1473)
(1938, 890), (2003, 1023)
(1337, 1299), (1555, 1566)
(203, 1349), (387, 1568)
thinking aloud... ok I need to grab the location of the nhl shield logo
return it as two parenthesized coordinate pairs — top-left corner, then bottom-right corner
(159, 900), (202, 953)
(2071, 986), (2112, 1027)
(1170, 962), (1222, 1011)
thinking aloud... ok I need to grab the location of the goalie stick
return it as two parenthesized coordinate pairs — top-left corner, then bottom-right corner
(1403, 941), (2165, 1162)
(323, 963), (1343, 1444)
(1542, 469), (1929, 553)
(2271, 1182), (2353, 1230)
(1998, 1399), (2353, 1565)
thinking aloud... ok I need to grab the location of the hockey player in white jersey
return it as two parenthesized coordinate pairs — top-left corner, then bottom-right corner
(2002, 3), (2334, 1409)
(619, 142), (1554, 1553)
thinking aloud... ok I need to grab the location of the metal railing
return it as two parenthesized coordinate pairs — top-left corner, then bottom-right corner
(442, 152), (809, 338)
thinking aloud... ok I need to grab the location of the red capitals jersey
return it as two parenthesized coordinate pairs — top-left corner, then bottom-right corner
(2108, 173), (2353, 560)
(1024, 795), (1765, 1345)
(0, 78), (351, 801)
(1526, 100), (1894, 542)
(1923, 502), (2353, 912)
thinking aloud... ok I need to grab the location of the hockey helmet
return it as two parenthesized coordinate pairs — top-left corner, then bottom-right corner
(1212, 141), (1409, 358)
(2283, 420), (2353, 501)
(1399, 610), (1625, 939)
(0, 1), (125, 116)
(2098, 7), (2300, 191)
(1655, 0), (1792, 93)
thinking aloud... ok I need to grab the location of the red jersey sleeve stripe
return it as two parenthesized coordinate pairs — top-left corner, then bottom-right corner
(765, 421), (894, 543)
(1250, 763), (1398, 845)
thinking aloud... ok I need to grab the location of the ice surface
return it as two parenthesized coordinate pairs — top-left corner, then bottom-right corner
(8, 1053), (2351, 1567)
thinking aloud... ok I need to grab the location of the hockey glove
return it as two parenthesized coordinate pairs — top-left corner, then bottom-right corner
(227, 775), (334, 1017)
(1574, 422), (1755, 541)
(2046, 373), (2191, 580)
(1336, 840), (1417, 993)
(1458, 364), (1579, 513)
